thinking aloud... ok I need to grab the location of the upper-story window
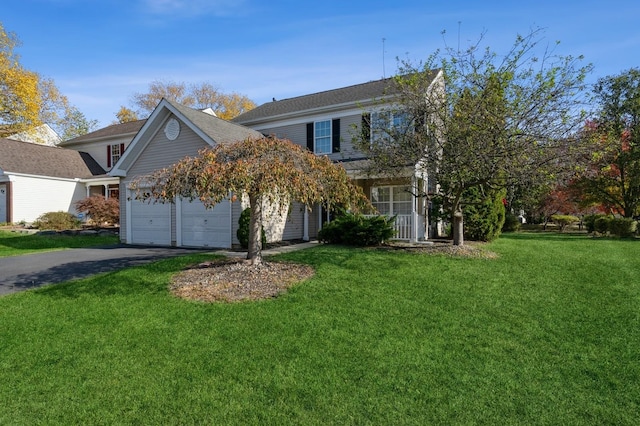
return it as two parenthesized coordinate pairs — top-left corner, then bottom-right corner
(370, 110), (411, 145)
(306, 119), (340, 155)
(314, 120), (332, 154)
(107, 143), (125, 168)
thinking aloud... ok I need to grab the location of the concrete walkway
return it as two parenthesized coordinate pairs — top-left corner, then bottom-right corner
(0, 241), (319, 296)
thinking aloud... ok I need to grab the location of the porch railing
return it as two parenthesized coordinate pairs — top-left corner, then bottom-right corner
(365, 214), (413, 240)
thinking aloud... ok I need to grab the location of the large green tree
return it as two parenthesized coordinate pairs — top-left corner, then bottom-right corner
(573, 68), (640, 217)
(353, 29), (591, 245)
(132, 136), (369, 264)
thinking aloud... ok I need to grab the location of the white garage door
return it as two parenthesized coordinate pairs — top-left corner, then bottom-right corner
(0, 184), (6, 223)
(130, 199), (171, 245)
(179, 199), (231, 248)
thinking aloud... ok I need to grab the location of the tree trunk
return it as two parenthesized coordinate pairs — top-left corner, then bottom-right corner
(247, 194), (263, 265)
(452, 207), (464, 246)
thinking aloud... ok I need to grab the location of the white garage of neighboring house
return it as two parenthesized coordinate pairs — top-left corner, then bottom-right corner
(110, 98), (266, 249)
(0, 138), (107, 224)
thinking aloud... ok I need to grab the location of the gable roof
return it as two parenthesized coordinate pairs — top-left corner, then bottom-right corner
(166, 99), (264, 144)
(111, 98), (263, 176)
(59, 119), (147, 146)
(0, 138), (106, 179)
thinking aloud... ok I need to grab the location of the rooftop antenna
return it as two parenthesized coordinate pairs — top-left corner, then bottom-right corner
(382, 37), (386, 78)
(457, 21), (461, 52)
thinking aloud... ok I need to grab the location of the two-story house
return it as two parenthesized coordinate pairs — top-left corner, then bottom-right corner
(233, 72), (443, 241)
(59, 119), (146, 200)
(110, 72), (442, 247)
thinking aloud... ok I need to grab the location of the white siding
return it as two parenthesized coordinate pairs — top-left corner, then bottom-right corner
(62, 135), (133, 172)
(8, 175), (85, 223)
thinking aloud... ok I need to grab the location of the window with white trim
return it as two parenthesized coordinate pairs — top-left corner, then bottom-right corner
(370, 110), (411, 145)
(314, 120), (331, 154)
(108, 143), (124, 169)
(371, 186), (412, 216)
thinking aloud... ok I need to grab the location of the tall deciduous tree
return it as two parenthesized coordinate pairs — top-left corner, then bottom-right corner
(115, 106), (139, 123)
(131, 80), (256, 120)
(573, 68), (640, 217)
(0, 22), (98, 140)
(0, 23), (40, 135)
(353, 28), (591, 245)
(131, 136), (369, 265)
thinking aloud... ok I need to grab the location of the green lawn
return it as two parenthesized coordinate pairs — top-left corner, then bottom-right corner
(0, 230), (119, 257)
(0, 233), (638, 424)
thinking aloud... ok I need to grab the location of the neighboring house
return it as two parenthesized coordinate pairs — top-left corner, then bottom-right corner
(234, 71), (443, 241)
(0, 138), (105, 223)
(110, 99), (266, 248)
(59, 119), (146, 199)
(6, 124), (62, 146)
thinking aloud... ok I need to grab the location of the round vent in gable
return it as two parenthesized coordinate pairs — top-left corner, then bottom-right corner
(164, 118), (180, 140)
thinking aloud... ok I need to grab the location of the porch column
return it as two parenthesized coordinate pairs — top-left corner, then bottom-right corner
(104, 184), (109, 198)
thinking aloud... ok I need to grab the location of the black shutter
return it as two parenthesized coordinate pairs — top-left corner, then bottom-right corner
(361, 113), (371, 142)
(332, 119), (340, 153)
(107, 145), (111, 168)
(306, 122), (314, 151)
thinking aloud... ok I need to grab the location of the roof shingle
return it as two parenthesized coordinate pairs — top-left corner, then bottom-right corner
(0, 138), (105, 179)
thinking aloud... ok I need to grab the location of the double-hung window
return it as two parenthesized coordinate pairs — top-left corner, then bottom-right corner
(371, 186), (412, 216)
(107, 143), (125, 168)
(314, 120), (332, 154)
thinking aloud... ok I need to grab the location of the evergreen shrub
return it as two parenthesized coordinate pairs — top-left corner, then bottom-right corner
(609, 218), (637, 237)
(237, 208), (267, 249)
(318, 213), (395, 246)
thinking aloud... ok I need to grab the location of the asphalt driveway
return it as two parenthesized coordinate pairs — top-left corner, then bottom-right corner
(0, 244), (212, 296)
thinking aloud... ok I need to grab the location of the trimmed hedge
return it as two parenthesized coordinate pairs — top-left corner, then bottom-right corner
(550, 214), (579, 232)
(318, 213), (395, 246)
(584, 214), (637, 237)
(609, 218), (637, 237)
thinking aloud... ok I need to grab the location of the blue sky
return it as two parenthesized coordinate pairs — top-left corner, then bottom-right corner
(4, 0), (640, 128)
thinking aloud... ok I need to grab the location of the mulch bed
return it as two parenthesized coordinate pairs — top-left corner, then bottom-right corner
(170, 259), (315, 303)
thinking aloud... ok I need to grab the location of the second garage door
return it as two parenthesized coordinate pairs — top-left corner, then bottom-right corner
(178, 199), (232, 248)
